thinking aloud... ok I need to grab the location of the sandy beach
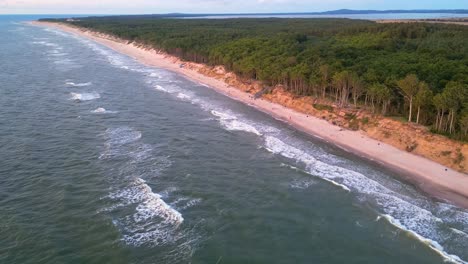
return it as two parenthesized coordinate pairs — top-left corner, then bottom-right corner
(31, 21), (468, 208)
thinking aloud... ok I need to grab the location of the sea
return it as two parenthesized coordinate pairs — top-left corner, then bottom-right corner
(0, 15), (467, 264)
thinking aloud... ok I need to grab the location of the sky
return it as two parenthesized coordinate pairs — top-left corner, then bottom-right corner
(0, 0), (467, 14)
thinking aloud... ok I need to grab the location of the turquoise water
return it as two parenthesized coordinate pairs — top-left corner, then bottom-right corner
(0, 17), (467, 264)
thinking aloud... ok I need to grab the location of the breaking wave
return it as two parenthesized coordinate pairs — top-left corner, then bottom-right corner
(66, 82), (92, 87)
(154, 85), (170, 93)
(105, 177), (184, 244)
(70, 92), (100, 101)
(380, 214), (466, 264)
(264, 135), (468, 263)
(97, 126), (201, 261)
(177, 92), (192, 101)
(211, 110), (262, 136)
(91, 107), (117, 114)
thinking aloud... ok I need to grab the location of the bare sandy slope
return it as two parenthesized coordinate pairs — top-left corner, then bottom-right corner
(31, 21), (468, 208)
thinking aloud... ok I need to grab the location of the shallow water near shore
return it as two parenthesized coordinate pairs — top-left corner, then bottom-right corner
(1, 17), (468, 264)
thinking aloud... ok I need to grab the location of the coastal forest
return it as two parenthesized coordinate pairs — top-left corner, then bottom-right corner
(43, 17), (468, 140)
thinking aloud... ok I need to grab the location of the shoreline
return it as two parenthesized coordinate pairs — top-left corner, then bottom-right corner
(31, 21), (468, 208)
(375, 18), (468, 26)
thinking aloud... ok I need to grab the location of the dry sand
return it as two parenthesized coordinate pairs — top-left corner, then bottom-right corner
(31, 21), (468, 208)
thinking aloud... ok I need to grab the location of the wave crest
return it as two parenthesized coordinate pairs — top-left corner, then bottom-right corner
(66, 82), (92, 87)
(70, 92), (100, 101)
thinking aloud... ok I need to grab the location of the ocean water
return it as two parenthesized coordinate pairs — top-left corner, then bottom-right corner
(1, 16), (468, 264)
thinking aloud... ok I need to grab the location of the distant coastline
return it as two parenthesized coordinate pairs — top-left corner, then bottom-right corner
(50, 9), (468, 20)
(94, 9), (468, 18)
(31, 21), (468, 209)
(376, 17), (468, 26)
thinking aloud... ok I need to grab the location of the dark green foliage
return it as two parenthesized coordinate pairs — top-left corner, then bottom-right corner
(41, 17), (468, 139)
(313, 104), (334, 112)
(361, 117), (369, 125)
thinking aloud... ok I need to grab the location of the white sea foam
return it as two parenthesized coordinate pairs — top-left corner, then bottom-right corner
(176, 92), (192, 101)
(322, 178), (351, 192)
(45, 43), (59, 47)
(281, 163), (305, 172)
(170, 197), (190, 205)
(93, 45), (127, 67)
(178, 198), (202, 211)
(169, 197), (203, 211)
(70, 92), (100, 101)
(32, 37), (49, 40)
(129, 178), (183, 225)
(264, 135), (468, 263)
(92, 107), (107, 113)
(32, 41), (61, 49)
(75, 37), (130, 68)
(98, 126), (189, 248)
(50, 52), (68, 57)
(159, 187), (179, 198)
(223, 119), (262, 136)
(128, 144), (154, 163)
(451, 228), (468, 237)
(154, 85), (170, 93)
(289, 179), (316, 189)
(152, 81), (277, 138)
(211, 110), (262, 136)
(436, 203), (468, 233)
(211, 110), (234, 120)
(104, 178), (184, 246)
(104, 127), (142, 146)
(66, 82), (92, 87)
(380, 215), (466, 264)
(91, 107), (117, 114)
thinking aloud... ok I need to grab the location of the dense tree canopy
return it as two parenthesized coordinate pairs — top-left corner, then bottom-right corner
(41, 17), (468, 140)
